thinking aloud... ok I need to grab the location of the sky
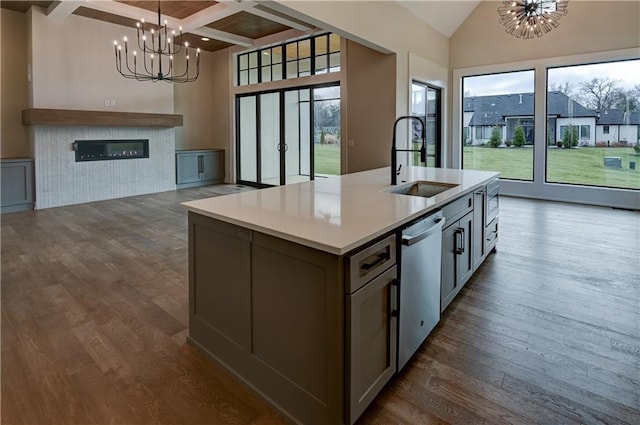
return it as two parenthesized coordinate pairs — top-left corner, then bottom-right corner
(463, 59), (640, 97)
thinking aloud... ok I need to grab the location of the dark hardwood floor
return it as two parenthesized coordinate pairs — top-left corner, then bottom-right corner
(2, 188), (639, 424)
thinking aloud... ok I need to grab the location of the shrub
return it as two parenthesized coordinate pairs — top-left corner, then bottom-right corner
(488, 127), (502, 148)
(595, 141), (607, 147)
(634, 143), (640, 155)
(562, 127), (578, 148)
(513, 126), (526, 147)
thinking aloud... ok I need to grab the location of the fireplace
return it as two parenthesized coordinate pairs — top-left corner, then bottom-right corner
(73, 139), (149, 162)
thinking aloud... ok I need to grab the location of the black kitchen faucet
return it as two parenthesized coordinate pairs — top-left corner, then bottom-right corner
(391, 115), (426, 185)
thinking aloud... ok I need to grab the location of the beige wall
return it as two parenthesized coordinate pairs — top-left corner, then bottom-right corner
(344, 40), (396, 173)
(1, 9), (31, 158)
(175, 49), (229, 150)
(271, 1), (449, 118)
(28, 6), (173, 112)
(450, 1), (640, 69)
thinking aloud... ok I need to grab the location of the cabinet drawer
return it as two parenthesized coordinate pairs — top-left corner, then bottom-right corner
(442, 193), (473, 224)
(347, 234), (396, 293)
(486, 218), (498, 245)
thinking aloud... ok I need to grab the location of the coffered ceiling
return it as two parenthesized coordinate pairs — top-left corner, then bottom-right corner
(1, 1), (482, 52)
(0, 0), (316, 52)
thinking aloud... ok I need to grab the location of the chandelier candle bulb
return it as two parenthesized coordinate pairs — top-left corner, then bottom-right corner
(113, 0), (200, 83)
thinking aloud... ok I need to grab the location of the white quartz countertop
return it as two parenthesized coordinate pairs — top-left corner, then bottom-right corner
(182, 167), (499, 255)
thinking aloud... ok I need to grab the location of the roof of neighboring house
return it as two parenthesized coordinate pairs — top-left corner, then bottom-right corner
(596, 109), (640, 125)
(464, 92), (597, 126)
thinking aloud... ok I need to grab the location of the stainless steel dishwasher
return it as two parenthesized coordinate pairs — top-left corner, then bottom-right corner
(398, 210), (445, 371)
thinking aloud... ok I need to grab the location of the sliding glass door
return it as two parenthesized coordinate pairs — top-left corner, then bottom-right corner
(237, 84), (340, 186)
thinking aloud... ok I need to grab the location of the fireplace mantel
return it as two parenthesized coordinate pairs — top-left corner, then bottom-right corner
(22, 108), (183, 128)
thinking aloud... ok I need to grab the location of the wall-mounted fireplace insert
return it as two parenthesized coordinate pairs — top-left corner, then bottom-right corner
(73, 139), (149, 162)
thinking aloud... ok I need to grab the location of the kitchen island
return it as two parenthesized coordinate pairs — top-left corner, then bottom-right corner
(182, 167), (499, 425)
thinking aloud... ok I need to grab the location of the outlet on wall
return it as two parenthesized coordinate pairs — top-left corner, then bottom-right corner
(104, 99), (110, 107)
(110, 100), (116, 107)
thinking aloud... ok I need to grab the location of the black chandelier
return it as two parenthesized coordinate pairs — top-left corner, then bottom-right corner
(498, 0), (569, 39)
(113, 0), (200, 83)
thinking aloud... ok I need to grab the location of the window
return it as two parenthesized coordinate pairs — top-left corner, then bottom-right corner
(237, 33), (340, 86)
(463, 127), (470, 145)
(580, 125), (590, 139)
(462, 70), (535, 180)
(411, 81), (442, 167)
(547, 59), (640, 190)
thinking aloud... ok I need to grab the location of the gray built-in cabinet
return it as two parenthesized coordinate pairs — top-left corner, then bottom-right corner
(346, 234), (397, 424)
(1, 158), (34, 213)
(441, 179), (499, 312)
(187, 180), (499, 425)
(175, 149), (224, 188)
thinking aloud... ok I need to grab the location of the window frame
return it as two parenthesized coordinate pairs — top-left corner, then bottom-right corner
(452, 48), (639, 210)
(236, 33), (341, 87)
(411, 80), (442, 168)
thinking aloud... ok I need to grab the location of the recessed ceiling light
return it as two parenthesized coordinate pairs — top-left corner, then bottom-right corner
(201, 37), (210, 41)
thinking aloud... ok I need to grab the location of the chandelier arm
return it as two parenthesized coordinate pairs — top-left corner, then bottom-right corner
(114, 0), (200, 83)
(498, 0), (569, 39)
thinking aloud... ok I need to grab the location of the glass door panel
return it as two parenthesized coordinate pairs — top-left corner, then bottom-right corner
(284, 89), (311, 185)
(236, 84), (341, 186)
(260, 92), (280, 186)
(238, 96), (257, 183)
(314, 86), (341, 176)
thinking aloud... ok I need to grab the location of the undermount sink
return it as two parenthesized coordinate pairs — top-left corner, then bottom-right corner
(388, 181), (459, 198)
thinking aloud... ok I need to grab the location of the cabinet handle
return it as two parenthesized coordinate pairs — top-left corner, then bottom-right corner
(198, 155), (204, 174)
(455, 228), (464, 255)
(389, 279), (399, 318)
(360, 252), (389, 271)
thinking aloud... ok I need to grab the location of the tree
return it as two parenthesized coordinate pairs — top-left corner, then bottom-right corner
(577, 78), (621, 110)
(488, 127), (502, 148)
(549, 81), (576, 97)
(612, 85), (640, 112)
(513, 125), (526, 147)
(562, 126), (578, 148)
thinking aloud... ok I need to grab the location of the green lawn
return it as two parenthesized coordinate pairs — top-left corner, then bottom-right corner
(463, 146), (640, 189)
(315, 144), (341, 175)
(313, 144), (640, 189)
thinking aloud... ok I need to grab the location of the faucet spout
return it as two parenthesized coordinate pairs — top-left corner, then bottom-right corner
(391, 115), (426, 185)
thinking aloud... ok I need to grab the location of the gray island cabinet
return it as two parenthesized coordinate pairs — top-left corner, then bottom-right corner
(183, 167), (499, 425)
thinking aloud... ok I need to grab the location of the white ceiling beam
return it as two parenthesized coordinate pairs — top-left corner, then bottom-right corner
(218, 0), (313, 31)
(46, 0), (83, 18)
(189, 27), (254, 47)
(84, 0), (182, 28)
(82, 0), (253, 47)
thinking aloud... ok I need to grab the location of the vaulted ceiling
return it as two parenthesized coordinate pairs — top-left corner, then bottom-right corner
(1, 1), (480, 52)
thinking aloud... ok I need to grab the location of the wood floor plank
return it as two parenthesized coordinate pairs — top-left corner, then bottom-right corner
(2, 189), (639, 424)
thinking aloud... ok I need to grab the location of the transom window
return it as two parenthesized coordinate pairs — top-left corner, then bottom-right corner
(237, 33), (340, 86)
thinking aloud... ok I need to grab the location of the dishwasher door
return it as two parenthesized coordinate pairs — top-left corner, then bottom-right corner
(398, 210), (444, 371)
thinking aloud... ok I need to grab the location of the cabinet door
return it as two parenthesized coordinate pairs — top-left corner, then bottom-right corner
(347, 265), (397, 424)
(472, 189), (486, 270)
(441, 223), (458, 312)
(457, 212), (474, 286)
(441, 212), (474, 312)
(176, 153), (201, 184)
(201, 151), (224, 182)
